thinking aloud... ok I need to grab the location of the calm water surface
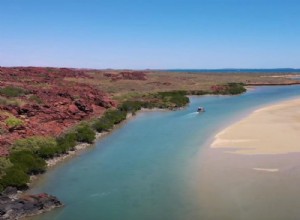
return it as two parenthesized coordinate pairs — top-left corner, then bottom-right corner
(31, 85), (300, 220)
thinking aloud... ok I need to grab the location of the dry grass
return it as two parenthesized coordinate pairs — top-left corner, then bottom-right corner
(64, 71), (299, 98)
(0, 96), (26, 107)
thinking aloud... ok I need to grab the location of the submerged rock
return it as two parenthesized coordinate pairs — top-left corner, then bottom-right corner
(0, 188), (62, 220)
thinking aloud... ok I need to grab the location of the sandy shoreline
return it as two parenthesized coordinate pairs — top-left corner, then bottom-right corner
(193, 97), (300, 220)
(211, 97), (300, 155)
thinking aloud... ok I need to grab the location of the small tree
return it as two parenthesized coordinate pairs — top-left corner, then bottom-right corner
(56, 132), (77, 153)
(75, 124), (96, 143)
(0, 167), (29, 189)
(9, 150), (46, 175)
(92, 118), (114, 132)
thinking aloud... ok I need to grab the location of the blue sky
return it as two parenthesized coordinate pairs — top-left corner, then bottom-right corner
(1, 0), (299, 69)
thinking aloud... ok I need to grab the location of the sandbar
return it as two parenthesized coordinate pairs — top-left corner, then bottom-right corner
(211, 98), (300, 155)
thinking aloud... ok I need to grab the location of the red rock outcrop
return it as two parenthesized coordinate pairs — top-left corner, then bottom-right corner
(0, 67), (116, 156)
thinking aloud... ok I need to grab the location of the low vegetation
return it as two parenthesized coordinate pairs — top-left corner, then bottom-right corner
(0, 125), (96, 190)
(9, 150), (46, 175)
(211, 83), (246, 95)
(226, 83), (247, 94)
(0, 86), (27, 97)
(29, 95), (43, 104)
(0, 157), (12, 179)
(0, 96), (24, 106)
(0, 166), (30, 189)
(75, 123), (96, 144)
(56, 132), (77, 154)
(155, 91), (190, 108)
(92, 109), (127, 132)
(5, 116), (24, 129)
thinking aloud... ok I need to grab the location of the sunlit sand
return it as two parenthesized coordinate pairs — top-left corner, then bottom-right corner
(211, 98), (300, 155)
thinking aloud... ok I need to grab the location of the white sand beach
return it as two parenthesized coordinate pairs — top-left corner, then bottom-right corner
(194, 98), (300, 220)
(211, 98), (300, 155)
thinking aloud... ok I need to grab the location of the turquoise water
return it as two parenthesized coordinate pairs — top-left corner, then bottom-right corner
(31, 85), (300, 220)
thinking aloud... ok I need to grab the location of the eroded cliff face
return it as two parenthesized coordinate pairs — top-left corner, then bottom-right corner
(0, 67), (116, 156)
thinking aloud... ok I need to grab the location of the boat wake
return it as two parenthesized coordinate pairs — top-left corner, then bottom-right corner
(184, 112), (199, 118)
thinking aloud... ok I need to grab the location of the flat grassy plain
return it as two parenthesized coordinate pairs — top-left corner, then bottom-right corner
(65, 70), (300, 99)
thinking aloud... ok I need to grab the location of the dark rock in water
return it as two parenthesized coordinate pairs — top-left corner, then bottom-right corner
(0, 188), (62, 220)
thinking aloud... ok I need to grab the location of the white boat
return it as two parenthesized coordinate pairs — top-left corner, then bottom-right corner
(197, 107), (205, 112)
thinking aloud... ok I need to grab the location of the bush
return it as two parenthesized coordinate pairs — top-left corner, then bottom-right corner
(0, 157), (13, 179)
(0, 166), (29, 189)
(5, 116), (23, 129)
(226, 83), (246, 94)
(56, 132), (77, 153)
(9, 150), (46, 175)
(29, 95), (43, 104)
(187, 90), (209, 95)
(12, 136), (61, 159)
(119, 101), (143, 113)
(37, 145), (59, 159)
(75, 124), (96, 143)
(104, 110), (127, 124)
(13, 136), (57, 153)
(92, 109), (127, 133)
(212, 83), (246, 95)
(0, 86), (26, 97)
(92, 118), (114, 132)
(156, 91), (189, 107)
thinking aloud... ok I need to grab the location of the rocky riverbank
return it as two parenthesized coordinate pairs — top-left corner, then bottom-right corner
(0, 187), (62, 220)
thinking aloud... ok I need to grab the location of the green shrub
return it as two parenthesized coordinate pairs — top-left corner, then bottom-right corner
(9, 150), (46, 175)
(156, 91), (189, 107)
(56, 132), (77, 153)
(0, 157), (13, 179)
(0, 166), (29, 189)
(92, 109), (127, 133)
(104, 110), (127, 124)
(187, 90), (209, 95)
(212, 83), (246, 95)
(37, 145), (59, 159)
(92, 118), (114, 132)
(0, 86), (26, 97)
(119, 101), (143, 113)
(29, 95), (43, 104)
(13, 136), (57, 154)
(139, 101), (156, 109)
(13, 136), (62, 159)
(226, 83), (246, 94)
(5, 116), (23, 128)
(75, 124), (96, 143)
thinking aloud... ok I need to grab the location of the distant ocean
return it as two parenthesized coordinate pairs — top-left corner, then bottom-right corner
(162, 68), (300, 74)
